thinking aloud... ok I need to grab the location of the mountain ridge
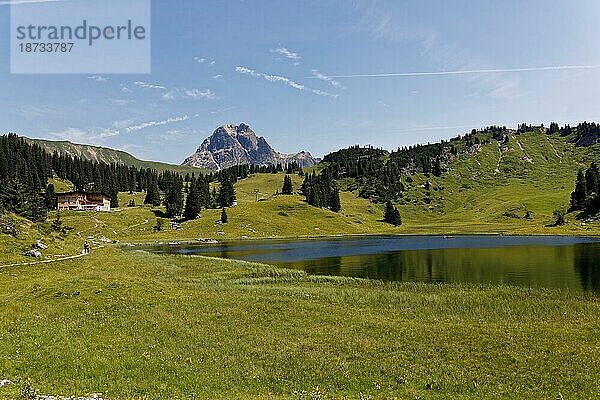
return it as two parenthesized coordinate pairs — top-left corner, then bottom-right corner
(25, 137), (207, 174)
(181, 123), (319, 170)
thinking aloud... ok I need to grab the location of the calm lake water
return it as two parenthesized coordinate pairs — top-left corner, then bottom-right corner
(144, 235), (600, 293)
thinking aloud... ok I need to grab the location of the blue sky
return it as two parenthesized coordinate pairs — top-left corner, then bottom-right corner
(2, 0), (600, 163)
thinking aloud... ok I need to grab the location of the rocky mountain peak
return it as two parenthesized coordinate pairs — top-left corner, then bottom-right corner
(181, 123), (318, 171)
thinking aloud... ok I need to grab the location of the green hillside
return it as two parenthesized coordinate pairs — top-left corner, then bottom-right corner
(26, 137), (206, 175)
(6, 128), (600, 265)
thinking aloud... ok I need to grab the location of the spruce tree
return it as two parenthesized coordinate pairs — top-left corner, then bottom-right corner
(144, 181), (161, 206)
(108, 185), (119, 208)
(27, 191), (48, 222)
(221, 207), (228, 223)
(1, 178), (28, 215)
(218, 174), (236, 208)
(570, 169), (587, 210)
(433, 157), (442, 177)
(586, 162), (599, 195)
(282, 175), (293, 195)
(329, 186), (341, 212)
(383, 200), (402, 226)
(44, 183), (56, 210)
(164, 178), (184, 218)
(390, 208), (402, 226)
(384, 200), (395, 223)
(184, 179), (202, 220)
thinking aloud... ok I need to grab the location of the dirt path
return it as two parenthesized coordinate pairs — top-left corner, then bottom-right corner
(546, 136), (563, 162)
(514, 137), (534, 164)
(494, 141), (503, 173)
(121, 219), (149, 231)
(0, 252), (90, 270)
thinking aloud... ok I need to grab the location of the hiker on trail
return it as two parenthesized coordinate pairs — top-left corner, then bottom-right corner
(83, 241), (90, 254)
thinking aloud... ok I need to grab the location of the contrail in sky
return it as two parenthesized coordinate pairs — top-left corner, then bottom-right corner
(307, 65), (600, 79)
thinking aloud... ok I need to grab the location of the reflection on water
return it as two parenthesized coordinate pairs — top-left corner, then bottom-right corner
(143, 236), (600, 293)
(574, 244), (600, 293)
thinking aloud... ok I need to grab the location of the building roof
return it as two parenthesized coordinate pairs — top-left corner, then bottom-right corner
(57, 191), (111, 198)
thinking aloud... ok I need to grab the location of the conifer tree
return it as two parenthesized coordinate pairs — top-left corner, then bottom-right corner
(217, 174), (236, 208)
(282, 175), (293, 195)
(383, 200), (402, 226)
(184, 179), (202, 220)
(1, 178), (28, 215)
(221, 207), (228, 223)
(44, 183), (56, 211)
(144, 180), (161, 206)
(27, 190), (48, 222)
(586, 162), (599, 195)
(164, 178), (184, 218)
(570, 169), (587, 210)
(329, 186), (341, 212)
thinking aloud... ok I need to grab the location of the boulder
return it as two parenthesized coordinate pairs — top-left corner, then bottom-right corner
(24, 249), (42, 258)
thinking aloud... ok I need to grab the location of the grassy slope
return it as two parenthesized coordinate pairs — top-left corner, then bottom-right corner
(3, 131), (600, 398)
(26, 137), (206, 175)
(1, 248), (599, 399)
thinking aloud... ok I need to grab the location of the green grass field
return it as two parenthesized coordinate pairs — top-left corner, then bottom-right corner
(1, 247), (599, 399)
(2, 130), (600, 398)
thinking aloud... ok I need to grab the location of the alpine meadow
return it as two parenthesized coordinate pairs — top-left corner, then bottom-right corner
(3, 1), (600, 399)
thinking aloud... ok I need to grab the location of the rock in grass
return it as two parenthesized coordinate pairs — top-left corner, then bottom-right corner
(24, 250), (42, 258)
(0, 379), (13, 387)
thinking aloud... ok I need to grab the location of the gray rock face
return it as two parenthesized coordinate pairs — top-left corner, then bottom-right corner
(182, 124), (318, 170)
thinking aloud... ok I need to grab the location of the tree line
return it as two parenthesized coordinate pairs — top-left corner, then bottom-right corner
(0, 134), (261, 222)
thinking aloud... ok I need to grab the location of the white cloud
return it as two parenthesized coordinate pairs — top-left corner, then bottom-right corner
(96, 128), (120, 139)
(311, 70), (343, 88)
(194, 56), (216, 66)
(212, 74), (223, 80)
(46, 126), (120, 144)
(235, 66), (260, 77)
(236, 66), (337, 98)
(125, 115), (191, 133)
(184, 88), (217, 100)
(47, 128), (88, 142)
(161, 88), (217, 101)
(162, 90), (178, 101)
(133, 81), (166, 90)
(87, 75), (109, 82)
(270, 47), (301, 65)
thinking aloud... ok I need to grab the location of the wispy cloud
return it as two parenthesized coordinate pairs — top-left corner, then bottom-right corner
(125, 115), (191, 133)
(47, 128), (88, 142)
(88, 75), (108, 82)
(133, 81), (166, 90)
(131, 80), (217, 101)
(0, 0), (62, 5)
(212, 74), (223, 80)
(161, 88), (218, 101)
(270, 47), (301, 66)
(46, 126), (119, 144)
(184, 89), (217, 99)
(236, 66), (337, 98)
(311, 70), (343, 88)
(194, 56), (216, 66)
(312, 65), (600, 79)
